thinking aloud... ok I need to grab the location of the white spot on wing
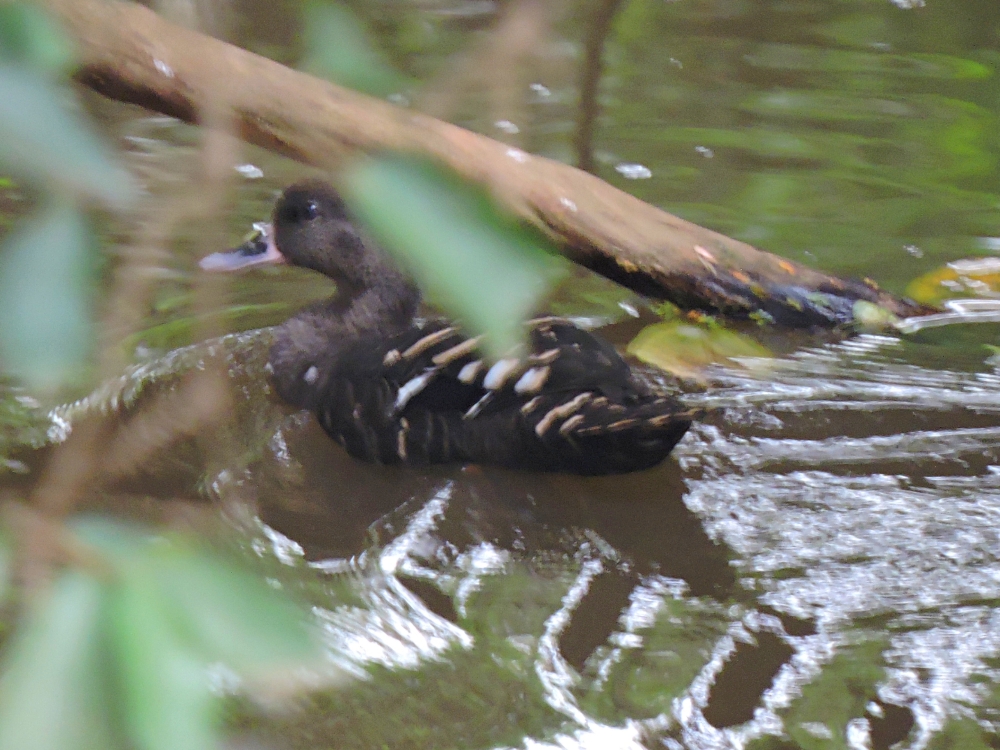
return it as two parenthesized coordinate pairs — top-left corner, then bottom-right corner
(514, 366), (550, 394)
(432, 336), (481, 366)
(483, 358), (521, 390)
(303, 365), (319, 384)
(694, 244), (716, 262)
(397, 418), (409, 460)
(559, 414), (585, 435)
(529, 348), (560, 365)
(520, 396), (542, 414)
(395, 370), (435, 411)
(457, 360), (483, 384)
(464, 392), (493, 419)
(402, 327), (456, 360)
(535, 392), (592, 437)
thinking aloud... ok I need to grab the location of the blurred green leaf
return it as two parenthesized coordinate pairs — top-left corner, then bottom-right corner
(0, 66), (135, 208)
(300, 2), (411, 97)
(73, 518), (320, 684)
(145, 543), (319, 682)
(344, 156), (567, 359)
(0, 532), (9, 606)
(627, 319), (771, 379)
(0, 198), (94, 388)
(0, 571), (120, 750)
(109, 571), (216, 750)
(0, 3), (74, 75)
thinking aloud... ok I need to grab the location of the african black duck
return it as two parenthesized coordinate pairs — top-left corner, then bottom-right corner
(201, 180), (695, 474)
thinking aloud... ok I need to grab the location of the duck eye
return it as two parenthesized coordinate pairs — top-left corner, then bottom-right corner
(303, 200), (320, 220)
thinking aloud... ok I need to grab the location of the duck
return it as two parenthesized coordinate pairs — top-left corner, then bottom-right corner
(201, 180), (697, 475)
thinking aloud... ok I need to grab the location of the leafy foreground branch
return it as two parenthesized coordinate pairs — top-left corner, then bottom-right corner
(0, 516), (328, 750)
(41, 0), (933, 328)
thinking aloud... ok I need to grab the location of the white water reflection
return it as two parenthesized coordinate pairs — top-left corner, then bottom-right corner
(673, 333), (1000, 748)
(898, 299), (1000, 334)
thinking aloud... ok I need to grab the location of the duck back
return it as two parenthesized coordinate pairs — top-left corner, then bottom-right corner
(308, 318), (695, 475)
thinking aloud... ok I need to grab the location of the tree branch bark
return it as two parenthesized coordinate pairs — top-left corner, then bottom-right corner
(42, 0), (934, 326)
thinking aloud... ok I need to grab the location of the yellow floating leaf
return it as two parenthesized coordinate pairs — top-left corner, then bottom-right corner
(906, 258), (1000, 307)
(626, 320), (771, 380)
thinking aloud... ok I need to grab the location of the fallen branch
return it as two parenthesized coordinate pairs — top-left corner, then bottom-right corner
(43, 0), (934, 326)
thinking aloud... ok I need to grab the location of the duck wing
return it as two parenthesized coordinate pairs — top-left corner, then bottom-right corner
(312, 318), (697, 474)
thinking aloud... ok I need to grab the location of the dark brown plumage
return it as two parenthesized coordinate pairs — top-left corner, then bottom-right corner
(201, 180), (696, 474)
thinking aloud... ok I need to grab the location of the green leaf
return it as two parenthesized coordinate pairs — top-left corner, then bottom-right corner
(72, 518), (320, 685)
(343, 156), (567, 359)
(0, 3), (75, 76)
(108, 570), (216, 750)
(300, 2), (411, 97)
(0, 532), (9, 606)
(0, 571), (121, 750)
(0, 199), (94, 388)
(626, 319), (771, 380)
(145, 543), (320, 682)
(0, 65), (135, 208)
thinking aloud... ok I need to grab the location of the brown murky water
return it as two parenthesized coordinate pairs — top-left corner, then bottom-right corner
(7, 0), (1000, 747)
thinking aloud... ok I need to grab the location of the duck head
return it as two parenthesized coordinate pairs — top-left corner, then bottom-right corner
(201, 179), (405, 300)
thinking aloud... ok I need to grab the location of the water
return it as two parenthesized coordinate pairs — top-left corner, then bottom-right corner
(6, 0), (1000, 747)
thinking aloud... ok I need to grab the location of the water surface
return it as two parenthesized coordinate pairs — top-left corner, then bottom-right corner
(8, 0), (1000, 747)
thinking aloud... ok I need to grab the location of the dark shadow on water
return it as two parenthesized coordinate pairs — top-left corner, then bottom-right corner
(250, 417), (736, 673)
(256, 420), (735, 597)
(868, 701), (915, 750)
(254, 420), (447, 559)
(557, 568), (634, 670)
(704, 630), (794, 728)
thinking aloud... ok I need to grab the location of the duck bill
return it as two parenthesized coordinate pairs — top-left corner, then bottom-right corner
(199, 222), (285, 272)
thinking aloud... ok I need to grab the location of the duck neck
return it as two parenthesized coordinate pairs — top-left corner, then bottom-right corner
(269, 271), (420, 408)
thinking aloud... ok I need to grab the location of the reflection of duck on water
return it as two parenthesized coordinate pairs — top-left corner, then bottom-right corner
(203, 180), (697, 475)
